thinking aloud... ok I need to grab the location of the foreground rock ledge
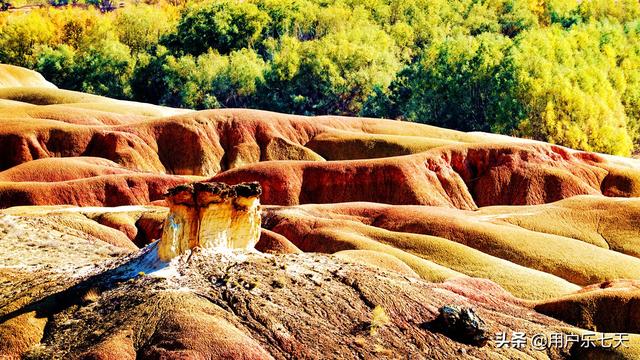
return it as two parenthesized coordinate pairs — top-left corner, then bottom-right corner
(6, 249), (587, 359)
(2, 214), (639, 359)
(158, 181), (262, 260)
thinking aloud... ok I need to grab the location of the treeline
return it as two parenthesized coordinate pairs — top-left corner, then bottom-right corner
(1, 0), (639, 155)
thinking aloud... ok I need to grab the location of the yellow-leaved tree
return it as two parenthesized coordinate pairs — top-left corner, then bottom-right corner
(507, 22), (636, 155)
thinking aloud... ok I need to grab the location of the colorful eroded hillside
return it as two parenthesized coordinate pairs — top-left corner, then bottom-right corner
(2, 65), (640, 359)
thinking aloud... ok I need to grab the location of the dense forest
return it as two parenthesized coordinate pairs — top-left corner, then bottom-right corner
(0, 0), (639, 155)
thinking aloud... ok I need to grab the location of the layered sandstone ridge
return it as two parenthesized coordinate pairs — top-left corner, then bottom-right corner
(158, 182), (262, 260)
(2, 99), (639, 210)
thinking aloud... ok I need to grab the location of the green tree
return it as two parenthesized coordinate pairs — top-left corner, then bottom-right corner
(498, 23), (635, 155)
(74, 40), (135, 99)
(260, 20), (401, 115)
(166, 0), (270, 55)
(114, 5), (177, 54)
(130, 46), (171, 105)
(376, 33), (513, 132)
(0, 11), (55, 67)
(156, 50), (226, 109)
(35, 44), (80, 91)
(212, 48), (266, 107)
(51, 8), (115, 50)
(255, 0), (316, 40)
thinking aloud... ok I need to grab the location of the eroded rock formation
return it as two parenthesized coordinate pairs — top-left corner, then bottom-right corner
(158, 182), (262, 260)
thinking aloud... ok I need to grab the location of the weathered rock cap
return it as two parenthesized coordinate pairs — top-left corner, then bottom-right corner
(193, 182), (235, 198)
(163, 184), (196, 206)
(163, 181), (263, 203)
(194, 182), (235, 205)
(234, 181), (262, 198)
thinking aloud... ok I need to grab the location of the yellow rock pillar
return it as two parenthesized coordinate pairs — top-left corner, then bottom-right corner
(230, 183), (262, 250)
(158, 184), (199, 261)
(196, 182), (235, 249)
(157, 181), (263, 261)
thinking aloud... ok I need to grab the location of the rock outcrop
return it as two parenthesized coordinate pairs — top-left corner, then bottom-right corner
(158, 182), (262, 260)
(433, 305), (490, 346)
(211, 143), (636, 208)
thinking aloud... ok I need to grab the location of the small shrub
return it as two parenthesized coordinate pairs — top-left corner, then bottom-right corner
(271, 277), (286, 288)
(82, 287), (101, 303)
(370, 305), (390, 336)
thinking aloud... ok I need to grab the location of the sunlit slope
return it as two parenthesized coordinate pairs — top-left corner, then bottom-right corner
(261, 197), (640, 300)
(0, 157), (193, 207)
(535, 281), (640, 334)
(8, 196), (640, 301)
(0, 86), (190, 117)
(477, 196), (640, 258)
(0, 64), (56, 89)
